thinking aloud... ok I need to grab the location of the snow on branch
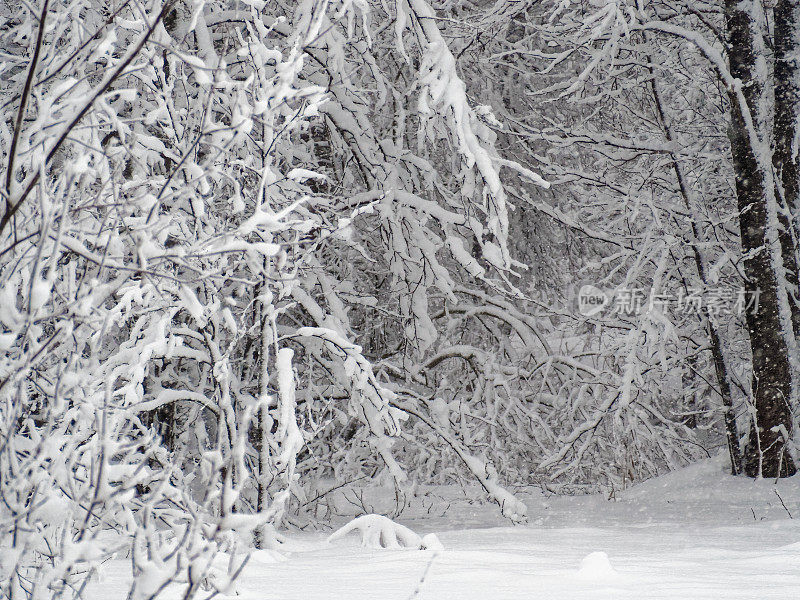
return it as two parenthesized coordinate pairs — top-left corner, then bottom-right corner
(328, 514), (443, 550)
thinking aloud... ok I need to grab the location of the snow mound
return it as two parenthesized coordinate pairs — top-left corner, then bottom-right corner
(577, 551), (617, 580)
(420, 533), (445, 551)
(328, 514), (443, 550)
(620, 451), (800, 506)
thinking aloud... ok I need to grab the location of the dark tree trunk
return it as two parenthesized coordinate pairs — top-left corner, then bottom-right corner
(724, 1), (796, 478)
(708, 322), (744, 475)
(682, 353), (699, 430)
(648, 70), (743, 475)
(774, 0), (800, 339)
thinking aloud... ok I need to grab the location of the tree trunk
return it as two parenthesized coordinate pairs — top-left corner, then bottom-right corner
(774, 0), (800, 339)
(725, 1), (796, 477)
(648, 71), (743, 475)
(254, 294), (273, 549)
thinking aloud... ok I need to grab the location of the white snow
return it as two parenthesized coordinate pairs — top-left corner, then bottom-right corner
(327, 514), (433, 550)
(577, 551), (618, 581)
(82, 454), (800, 599)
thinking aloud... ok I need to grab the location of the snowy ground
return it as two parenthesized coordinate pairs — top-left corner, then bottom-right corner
(92, 454), (800, 599)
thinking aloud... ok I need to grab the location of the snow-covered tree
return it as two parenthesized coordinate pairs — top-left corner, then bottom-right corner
(1, 1), (548, 595)
(510, 0), (799, 478)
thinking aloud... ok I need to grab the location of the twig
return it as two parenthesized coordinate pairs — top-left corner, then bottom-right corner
(301, 474), (368, 507)
(0, 0), (177, 237)
(406, 551), (439, 600)
(5, 0), (50, 199)
(774, 489), (793, 519)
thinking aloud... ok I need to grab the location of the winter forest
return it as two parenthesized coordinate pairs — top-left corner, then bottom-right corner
(2, 0), (800, 598)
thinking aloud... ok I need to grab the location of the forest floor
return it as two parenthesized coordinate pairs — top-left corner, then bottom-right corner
(92, 453), (800, 599)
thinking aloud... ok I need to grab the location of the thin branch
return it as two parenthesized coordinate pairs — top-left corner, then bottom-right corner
(5, 0), (50, 201)
(0, 0), (176, 238)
